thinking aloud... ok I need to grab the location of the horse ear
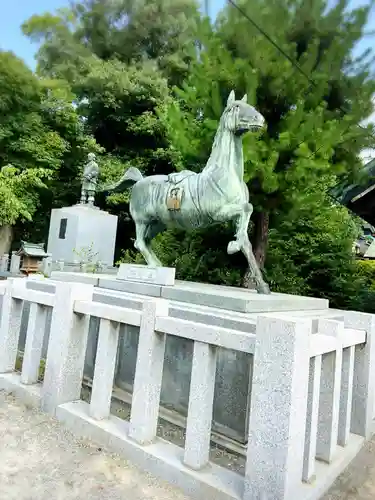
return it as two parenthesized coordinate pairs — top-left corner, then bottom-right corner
(227, 90), (235, 105)
(241, 94), (247, 102)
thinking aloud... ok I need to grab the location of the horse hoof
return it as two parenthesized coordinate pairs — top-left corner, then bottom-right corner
(227, 241), (240, 254)
(256, 282), (271, 295)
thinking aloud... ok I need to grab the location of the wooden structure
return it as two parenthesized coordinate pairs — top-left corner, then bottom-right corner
(332, 158), (375, 225)
(16, 241), (48, 275)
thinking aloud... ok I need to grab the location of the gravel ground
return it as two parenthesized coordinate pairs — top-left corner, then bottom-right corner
(322, 435), (375, 500)
(0, 391), (191, 500)
(3, 388), (375, 500)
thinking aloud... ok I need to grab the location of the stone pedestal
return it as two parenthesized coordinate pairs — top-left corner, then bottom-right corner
(47, 204), (118, 266)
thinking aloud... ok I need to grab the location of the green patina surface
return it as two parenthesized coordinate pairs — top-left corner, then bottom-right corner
(106, 91), (270, 294)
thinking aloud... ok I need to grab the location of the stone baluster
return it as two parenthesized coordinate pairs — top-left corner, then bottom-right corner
(344, 311), (375, 439)
(21, 303), (49, 384)
(0, 278), (25, 372)
(183, 341), (217, 470)
(315, 319), (343, 463)
(128, 298), (169, 444)
(42, 281), (94, 414)
(89, 318), (120, 420)
(9, 252), (21, 274)
(244, 315), (311, 500)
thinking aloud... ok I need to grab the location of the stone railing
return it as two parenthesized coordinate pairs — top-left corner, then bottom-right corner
(0, 277), (374, 500)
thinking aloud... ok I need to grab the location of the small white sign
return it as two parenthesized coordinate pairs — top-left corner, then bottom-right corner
(116, 264), (175, 286)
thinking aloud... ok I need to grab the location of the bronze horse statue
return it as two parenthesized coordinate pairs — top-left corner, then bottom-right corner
(106, 91), (270, 294)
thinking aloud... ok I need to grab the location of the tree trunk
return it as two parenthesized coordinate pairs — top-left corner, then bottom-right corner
(242, 211), (269, 288)
(253, 211), (270, 268)
(0, 225), (13, 256)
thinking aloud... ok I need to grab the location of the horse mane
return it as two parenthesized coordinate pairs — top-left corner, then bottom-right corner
(210, 106), (230, 153)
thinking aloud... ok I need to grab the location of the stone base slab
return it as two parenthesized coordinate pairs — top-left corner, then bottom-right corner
(100, 277), (329, 314)
(51, 270), (329, 314)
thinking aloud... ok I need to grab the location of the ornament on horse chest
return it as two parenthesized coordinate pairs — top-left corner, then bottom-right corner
(166, 186), (184, 211)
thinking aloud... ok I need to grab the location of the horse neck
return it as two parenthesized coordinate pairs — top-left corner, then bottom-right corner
(202, 125), (244, 181)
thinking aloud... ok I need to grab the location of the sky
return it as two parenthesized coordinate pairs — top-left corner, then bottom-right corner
(0, 0), (226, 69)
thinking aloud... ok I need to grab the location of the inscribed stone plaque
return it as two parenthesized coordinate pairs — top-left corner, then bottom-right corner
(117, 263), (175, 286)
(59, 218), (67, 239)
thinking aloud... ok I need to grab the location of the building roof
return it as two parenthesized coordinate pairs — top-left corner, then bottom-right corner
(331, 158), (375, 226)
(16, 241), (48, 258)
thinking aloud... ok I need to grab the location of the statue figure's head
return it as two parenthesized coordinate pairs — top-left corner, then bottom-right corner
(223, 90), (265, 136)
(87, 152), (96, 162)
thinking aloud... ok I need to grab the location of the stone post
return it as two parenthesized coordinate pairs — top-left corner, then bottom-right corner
(244, 315), (311, 500)
(21, 303), (49, 384)
(0, 254), (8, 272)
(183, 341), (217, 470)
(316, 319), (343, 463)
(344, 311), (375, 439)
(41, 255), (52, 277)
(9, 252), (21, 274)
(0, 278), (25, 373)
(89, 318), (120, 420)
(128, 298), (169, 444)
(42, 281), (94, 414)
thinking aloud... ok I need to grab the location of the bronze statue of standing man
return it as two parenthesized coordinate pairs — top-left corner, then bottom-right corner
(81, 153), (99, 206)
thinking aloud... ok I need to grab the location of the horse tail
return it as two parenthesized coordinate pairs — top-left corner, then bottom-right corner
(102, 167), (143, 193)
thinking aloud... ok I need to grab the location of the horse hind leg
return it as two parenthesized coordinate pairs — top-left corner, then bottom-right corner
(134, 221), (164, 267)
(226, 203), (270, 294)
(241, 236), (270, 294)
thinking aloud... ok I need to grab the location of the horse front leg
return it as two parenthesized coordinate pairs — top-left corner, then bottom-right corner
(240, 235), (270, 294)
(227, 202), (253, 255)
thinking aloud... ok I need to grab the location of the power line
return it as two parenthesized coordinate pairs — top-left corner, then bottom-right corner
(226, 0), (375, 154)
(204, 0), (209, 17)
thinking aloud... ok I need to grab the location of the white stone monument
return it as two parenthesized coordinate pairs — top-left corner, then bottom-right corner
(47, 154), (118, 266)
(47, 204), (118, 266)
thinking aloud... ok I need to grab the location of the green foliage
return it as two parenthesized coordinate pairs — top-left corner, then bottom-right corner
(350, 260), (375, 313)
(0, 165), (50, 225)
(0, 51), (66, 228)
(265, 191), (361, 308)
(0, 49), (101, 242)
(0, 51), (67, 172)
(23, 0), (200, 85)
(73, 242), (101, 272)
(167, 0), (375, 215)
(355, 260), (375, 290)
(118, 226), (244, 285)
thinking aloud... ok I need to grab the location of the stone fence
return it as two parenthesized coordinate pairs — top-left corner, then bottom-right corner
(0, 277), (374, 500)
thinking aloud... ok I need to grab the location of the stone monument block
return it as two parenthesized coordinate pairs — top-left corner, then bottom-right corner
(47, 204), (118, 265)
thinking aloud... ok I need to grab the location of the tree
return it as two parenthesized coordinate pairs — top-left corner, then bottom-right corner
(22, 0), (200, 86)
(265, 186), (362, 308)
(165, 0), (375, 281)
(21, 0), (199, 250)
(0, 50), (99, 249)
(0, 51), (65, 251)
(22, 0), (198, 180)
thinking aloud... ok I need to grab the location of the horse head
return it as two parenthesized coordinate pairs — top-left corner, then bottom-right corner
(222, 90), (265, 136)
